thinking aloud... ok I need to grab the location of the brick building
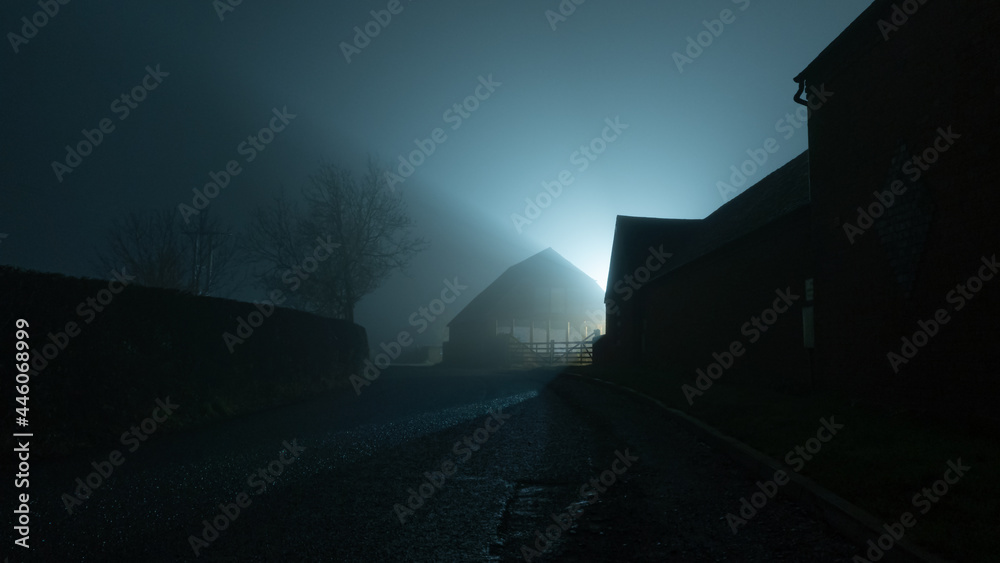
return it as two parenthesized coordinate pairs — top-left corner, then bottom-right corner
(602, 153), (813, 391)
(603, 0), (1000, 407)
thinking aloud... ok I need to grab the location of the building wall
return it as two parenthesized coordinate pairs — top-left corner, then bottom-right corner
(602, 218), (703, 365)
(804, 0), (1000, 402)
(443, 320), (505, 366)
(640, 208), (813, 390)
(446, 277), (604, 367)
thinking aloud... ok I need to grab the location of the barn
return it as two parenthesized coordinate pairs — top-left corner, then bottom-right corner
(444, 248), (605, 367)
(602, 0), (1000, 409)
(601, 151), (813, 391)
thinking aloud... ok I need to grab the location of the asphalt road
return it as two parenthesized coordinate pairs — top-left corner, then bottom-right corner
(17, 367), (861, 562)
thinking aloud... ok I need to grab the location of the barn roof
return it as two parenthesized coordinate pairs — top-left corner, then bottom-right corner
(664, 150), (810, 274)
(606, 216), (702, 292)
(606, 150), (810, 297)
(448, 247), (603, 327)
(795, 0), (896, 85)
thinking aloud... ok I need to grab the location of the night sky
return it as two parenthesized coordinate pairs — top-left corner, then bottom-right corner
(1, 0), (874, 347)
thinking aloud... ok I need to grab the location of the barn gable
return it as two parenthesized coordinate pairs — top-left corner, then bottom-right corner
(445, 248), (604, 367)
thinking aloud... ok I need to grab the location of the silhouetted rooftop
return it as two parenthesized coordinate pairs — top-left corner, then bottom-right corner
(448, 248), (603, 327)
(607, 151), (810, 295)
(796, 0), (896, 83)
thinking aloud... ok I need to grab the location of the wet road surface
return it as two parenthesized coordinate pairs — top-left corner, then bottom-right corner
(21, 367), (860, 561)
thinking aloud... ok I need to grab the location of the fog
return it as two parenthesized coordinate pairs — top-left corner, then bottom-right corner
(1, 0), (872, 349)
(8, 2), (1000, 561)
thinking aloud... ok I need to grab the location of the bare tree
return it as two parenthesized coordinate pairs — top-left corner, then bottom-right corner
(184, 211), (239, 296)
(96, 209), (238, 296)
(243, 160), (427, 322)
(240, 191), (316, 308)
(96, 210), (187, 289)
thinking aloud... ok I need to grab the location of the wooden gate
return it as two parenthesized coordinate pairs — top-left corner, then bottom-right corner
(505, 333), (597, 367)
